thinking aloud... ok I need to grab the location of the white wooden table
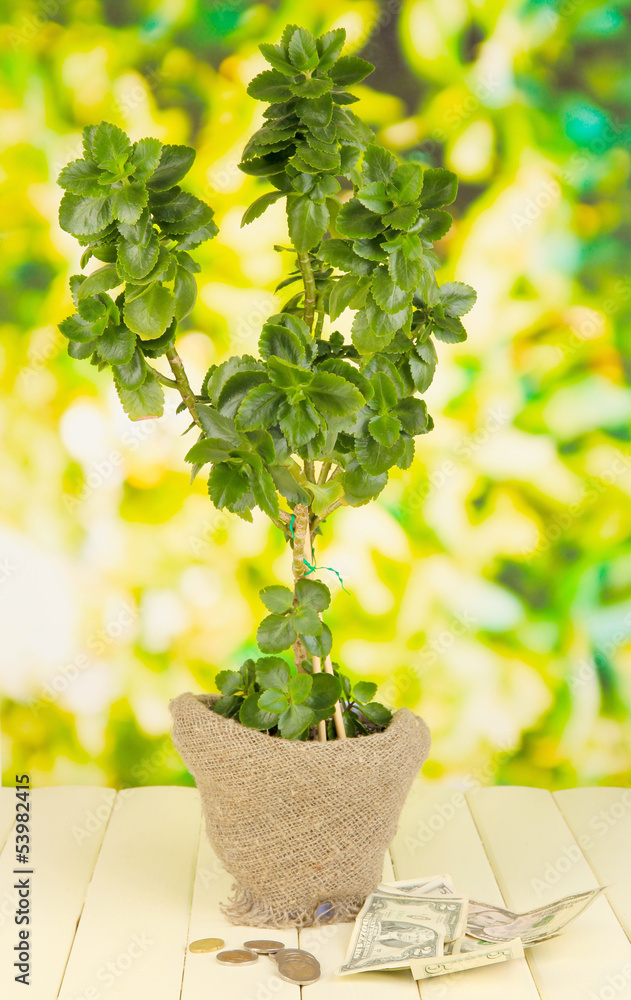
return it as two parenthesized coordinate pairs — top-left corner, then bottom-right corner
(1, 783), (630, 998)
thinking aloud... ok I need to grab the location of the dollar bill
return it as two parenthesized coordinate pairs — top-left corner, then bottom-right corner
(378, 874), (455, 896)
(410, 938), (524, 980)
(338, 893), (467, 975)
(466, 886), (606, 945)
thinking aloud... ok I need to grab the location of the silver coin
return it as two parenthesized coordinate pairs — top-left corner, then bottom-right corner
(272, 947), (317, 963)
(243, 939), (285, 955)
(277, 956), (321, 985)
(216, 949), (258, 966)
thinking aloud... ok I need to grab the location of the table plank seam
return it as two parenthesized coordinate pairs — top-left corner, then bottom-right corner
(54, 789), (119, 1000)
(177, 819), (203, 1000)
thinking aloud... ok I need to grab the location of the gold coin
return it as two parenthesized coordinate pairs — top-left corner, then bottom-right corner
(188, 937), (224, 954)
(277, 957), (321, 986)
(243, 939), (285, 955)
(216, 949), (259, 966)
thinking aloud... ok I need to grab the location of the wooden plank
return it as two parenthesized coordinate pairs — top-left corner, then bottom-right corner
(58, 787), (200, 1000)
(180, 823), (300, 1000)
(468, 786), (631, 1000)
(0, 787), (116, 1000)
(390, 781), (541, 1000)
(555, 787), (631, 942)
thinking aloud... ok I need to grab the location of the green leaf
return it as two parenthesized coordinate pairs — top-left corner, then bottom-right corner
(288, 673), (312, 704)
(393, 396), (428, 435)
(319, 239), (372, 276)
(295, 577), (331, 611)
(92, 122), (131, 173)
(147, 144), (196, 190)
(259, 42), (295, 75)
(387, 248), (422, 291)
(383, 205), (420, 231)
(115, 371), (164, 421)
(113, 346), (147, 389)
(304, 672), (342, 710)
(117, 232), (159, 281)
(419, 167), (458, 208)
(239, 693), (278, 730)
(287, 195), (329, 252)
(67, 339), (97, 360)
(208, 462), (250, 509)
(388, 162), (424, 203)
(308, 479), (344, 516)
(241, 190), (284, 226)
(124, 282), (175, 340)
(257, 613), (297, 653)
(300, 624), (332, 657)
(248, 70), (294, 103)
(111, 182), (148, 224)
(174, 265), (197, 321)
(184, 437), (232, 465)
(369, 413), (401, 447)
(355, 431), (405, 476)
(269, 465), (312, 506)
(130, 137), (162, 181)
(432, 314), (467, 343)
(58, 158), (102, 196)
(258, 688), (290, 713)
(362, 144), (398, 184)
(212, 694), (242, 718)
(371, 266), (412, 314)
(296, 94), (333, 127)
(357, 182), (394, 215)
(330, 55), (374, 87)
(369, 370), (399, 409)
(215, 669), (244, 695)
(409, 340), (437, 392)
(59, 192), (113, 236)
(306, 371), (364, 417)
(256, 656), (291, 690)
(95, 324), (136, 364)
(278, 398), (320, 447)
(278, 704), (313, 739)
(316, 28), (346, 70)
(252, 467), (280, 520)
(353, 681), (377, 704)
(415, 209), (452, 241)
(329, 273), (369, 321)
(260, 585), (294, 614)
(287, 27), (318, 70)
(237, 384), (284, 431)
(59, 313), (102, 343)
(78, 264), (120, 299)
(292, 606), (322, 637)
(259, 324), (305, 365)
(440, 281), (477, 316)
(336, 200), (384, 239)
(359, 701), (392, 727)
(342, 462), (387, 506)
(197, 405), (243, 446)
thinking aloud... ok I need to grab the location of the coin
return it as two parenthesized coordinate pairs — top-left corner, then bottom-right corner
(188, 937), (225, 954)
(216, 949), (259, 966)
(272, 947), (316, 962)
(243, 939), (285, 955)
(277, 956), (321, 985)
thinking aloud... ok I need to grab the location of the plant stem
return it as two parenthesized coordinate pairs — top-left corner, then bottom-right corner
(314, 308), (324, 339)
(304, 460), (316, 482)
(311, 655), (327, 742)
(311, 497), (345, 533)
(317, 461), (332, 485)
(291, 503), (310, 673)
(165, 347), (204, 431)
(323, 655), (347, 740)
(296, 252), (316, 332)
(146, 365), (179, 390)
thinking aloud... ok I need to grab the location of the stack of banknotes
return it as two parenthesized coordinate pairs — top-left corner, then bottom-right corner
(338, 874), (605, 979)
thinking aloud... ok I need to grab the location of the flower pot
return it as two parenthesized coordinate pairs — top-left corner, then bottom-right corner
(170, 692), (431, 928)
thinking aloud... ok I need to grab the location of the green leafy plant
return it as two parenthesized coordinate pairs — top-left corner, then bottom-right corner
(57, 24), (476, 742)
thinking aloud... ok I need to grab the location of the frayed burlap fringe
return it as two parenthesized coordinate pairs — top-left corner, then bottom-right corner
(170, 692), (430, 928)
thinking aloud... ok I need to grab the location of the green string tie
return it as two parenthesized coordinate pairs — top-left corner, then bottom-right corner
(288, 515), (350, 594)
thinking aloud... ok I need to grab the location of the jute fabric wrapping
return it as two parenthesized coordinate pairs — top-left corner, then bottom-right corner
(170, 692), (431, 928)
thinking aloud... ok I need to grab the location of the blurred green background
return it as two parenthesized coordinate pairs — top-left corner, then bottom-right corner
(1, 0), (630, 791)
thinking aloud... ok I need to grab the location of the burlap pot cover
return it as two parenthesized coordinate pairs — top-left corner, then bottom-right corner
(170, 691), (431, 928)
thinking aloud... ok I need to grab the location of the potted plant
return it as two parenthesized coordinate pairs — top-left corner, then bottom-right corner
(57, 24), (476, 928)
